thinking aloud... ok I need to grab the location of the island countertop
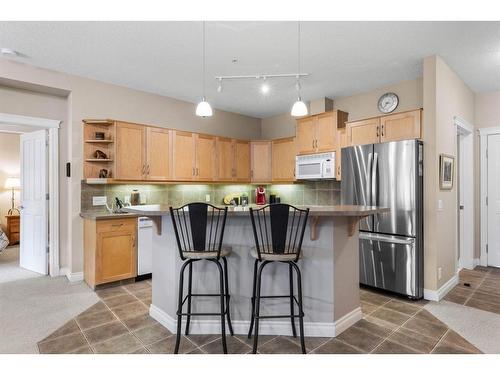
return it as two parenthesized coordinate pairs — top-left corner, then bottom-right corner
(122, 204), (389, 217)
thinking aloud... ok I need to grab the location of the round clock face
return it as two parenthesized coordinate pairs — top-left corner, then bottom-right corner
(378, 92), (399, 113)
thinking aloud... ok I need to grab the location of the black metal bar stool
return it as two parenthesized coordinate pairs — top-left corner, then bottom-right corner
(247, 203), (310, 354)
(170, 202), (234, 354)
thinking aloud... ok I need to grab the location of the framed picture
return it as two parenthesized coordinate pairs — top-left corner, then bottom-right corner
(439, 154), (454, 190)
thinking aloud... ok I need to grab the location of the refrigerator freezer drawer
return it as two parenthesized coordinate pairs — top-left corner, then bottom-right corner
(359, 232), (422, 298)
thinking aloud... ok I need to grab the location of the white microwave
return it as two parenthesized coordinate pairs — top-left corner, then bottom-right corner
(295, 152), (336, 180)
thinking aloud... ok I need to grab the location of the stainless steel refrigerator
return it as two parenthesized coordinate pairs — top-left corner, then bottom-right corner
(341, 139), (423, 299)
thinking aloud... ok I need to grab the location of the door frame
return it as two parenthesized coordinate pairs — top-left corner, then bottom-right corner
(454, 116), (474, 270)
(0, 112), (61, 276)
(479, 126), (500, 267)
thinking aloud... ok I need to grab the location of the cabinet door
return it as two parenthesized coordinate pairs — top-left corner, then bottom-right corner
(296, 117), (317, 155)
(216, 137), (234, 181)
(336, 128), (348, 180)
(234, 140), (251, 182)
(251, 141), (272, 183)
(272, 137), (296, 182)
(115, 122), (146, 180)
(380, 110), (421, 143)
(316, 112), (337, 152)
(172, 131), (195, 181)
(96, 219), (136, 284)
(347, 118), (380, 146)
(146, 127), (170, 180)
(196, 134), (216, 181)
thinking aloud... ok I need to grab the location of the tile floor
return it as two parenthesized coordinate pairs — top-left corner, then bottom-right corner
(443, 266), (500, 315)
(37, 278), (482, 354)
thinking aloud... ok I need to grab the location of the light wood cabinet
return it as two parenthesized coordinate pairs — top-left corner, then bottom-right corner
(296, 111), (348, 155)
(234, 140), (251, 182)
(84, 218), (137, 289)
(347, 109), (422, 147)
(347, 117), (381, 146)
(172, 130), (196, 181)
(272, 137), (296, 182)
(115, 122), (146, 180)
(336, 128), (348, 180)
(380, 110), (421, 143)
(195, 134), (216, 181)
(146, 127), (170, 180)
(251, 141), (272, 183)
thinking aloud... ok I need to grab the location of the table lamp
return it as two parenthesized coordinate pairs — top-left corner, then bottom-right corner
(4, 177), (20, 215)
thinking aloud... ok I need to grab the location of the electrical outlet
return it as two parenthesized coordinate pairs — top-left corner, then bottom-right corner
(438, 267), (442, 280)
(92, 196), (107, 206)
(205, 194), (211, 202)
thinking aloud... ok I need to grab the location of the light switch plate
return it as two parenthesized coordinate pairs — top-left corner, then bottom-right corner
(205, 194), (211, 202)
(437, 199), (444, 211)
(93, 196), (107, 206)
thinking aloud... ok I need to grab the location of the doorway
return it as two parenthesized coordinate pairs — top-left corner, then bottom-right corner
(0, 113), (60, 279)
(455, 116), (474, 270)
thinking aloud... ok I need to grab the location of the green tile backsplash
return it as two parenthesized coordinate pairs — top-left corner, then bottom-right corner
(81, 181), (340, 212)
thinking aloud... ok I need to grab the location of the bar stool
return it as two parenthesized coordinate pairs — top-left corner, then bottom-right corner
(169, 202), (234, 354)
(247, 203), (310, 354)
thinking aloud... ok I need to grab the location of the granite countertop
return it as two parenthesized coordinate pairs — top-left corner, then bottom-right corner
(120, 204), (390, 217)
(80, 211), (141, 220)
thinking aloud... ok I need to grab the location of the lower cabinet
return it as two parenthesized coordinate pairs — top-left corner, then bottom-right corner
(84, 217), (137, 289)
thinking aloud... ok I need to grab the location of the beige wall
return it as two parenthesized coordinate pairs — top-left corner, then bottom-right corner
(0, 133), (20, 232)
(0, 59), (261, 275)
(423, 56), (475, 292)
(260, 78), (423, 139)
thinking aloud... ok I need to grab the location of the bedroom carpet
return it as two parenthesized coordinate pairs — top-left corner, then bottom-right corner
(0, 245), (41, 283)
(0, 275), (99, 353)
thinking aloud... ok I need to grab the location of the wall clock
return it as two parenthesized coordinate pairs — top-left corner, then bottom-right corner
(378, 92), (399, 114)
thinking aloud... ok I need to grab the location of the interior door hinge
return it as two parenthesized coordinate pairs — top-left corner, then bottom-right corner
(486, 148), (488, 158)
(486, 244), (489, 253)
(46, 193), (49, 200)
(486, 196), (488, 206)
(46, 246), (50, 254)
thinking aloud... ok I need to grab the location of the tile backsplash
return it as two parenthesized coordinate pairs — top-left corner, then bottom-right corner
(81, 181), (341, 212)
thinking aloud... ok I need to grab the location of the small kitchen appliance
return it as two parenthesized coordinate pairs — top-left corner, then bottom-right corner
(255, 186), (266, 205)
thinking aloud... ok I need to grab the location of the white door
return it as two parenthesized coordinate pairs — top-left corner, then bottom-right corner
(19, 130), (48, 275)
(487, 134), (500, 267)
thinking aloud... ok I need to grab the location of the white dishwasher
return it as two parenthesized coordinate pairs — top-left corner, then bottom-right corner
(137, 216), (153, 277)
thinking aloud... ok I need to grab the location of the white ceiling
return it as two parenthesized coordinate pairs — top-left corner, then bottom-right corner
(1, 21), (500, 118)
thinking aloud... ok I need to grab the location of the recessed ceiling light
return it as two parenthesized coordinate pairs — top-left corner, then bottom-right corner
(1, 48), (19, 57)
(232, 58), (238, 63)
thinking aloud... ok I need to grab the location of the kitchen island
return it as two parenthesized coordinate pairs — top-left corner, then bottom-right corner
(124, 204), (389, 337)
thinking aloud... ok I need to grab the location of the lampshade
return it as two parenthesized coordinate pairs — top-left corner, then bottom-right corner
(4, 177), (20, 189)
(291, 98), (308, 117)
(196, 98), (213, 117)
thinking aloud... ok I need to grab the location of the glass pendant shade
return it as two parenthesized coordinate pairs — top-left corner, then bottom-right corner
(291, 97), (308, 117)
(195, 97), (213, 117)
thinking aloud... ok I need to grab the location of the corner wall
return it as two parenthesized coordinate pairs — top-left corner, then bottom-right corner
(0, 133), (20, 232)
(422, 56), (475, 293)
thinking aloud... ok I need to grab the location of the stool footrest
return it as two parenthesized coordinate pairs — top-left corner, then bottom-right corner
(256, 313), (304, 319)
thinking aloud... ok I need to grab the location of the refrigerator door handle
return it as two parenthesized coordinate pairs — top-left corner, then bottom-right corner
(367, 152), (373, 204)
(359, 232), (415, 245)
(371, 152), (378, 206)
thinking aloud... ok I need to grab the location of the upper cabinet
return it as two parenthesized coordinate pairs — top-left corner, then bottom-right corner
(272, 137), (296, 182)
(234, 140), (251, 182)
(250, 141), (272, 183)
(146, 127), (170, 181)
(347, 109), (422, 147)
(296, 110), (349, 155)
(216, 138), (251, 182)
(171, 131), (216, 182)
(115, 122), (147, 180)
(195, 134), (216, 181)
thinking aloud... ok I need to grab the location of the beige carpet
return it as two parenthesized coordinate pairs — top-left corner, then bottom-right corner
(0, 275), (99, 353)
(425, 300), (500, 354)
(0, 245), (41, 283)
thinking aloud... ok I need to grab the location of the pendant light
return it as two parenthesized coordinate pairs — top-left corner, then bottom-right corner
(196, 21), (213, 117)
(291, 21), (308, 117)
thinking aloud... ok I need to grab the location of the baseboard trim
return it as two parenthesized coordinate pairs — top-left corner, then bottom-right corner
(60, 268), (84, 283)
(424, 273), (458, 301)
(149, 304), (361, 338)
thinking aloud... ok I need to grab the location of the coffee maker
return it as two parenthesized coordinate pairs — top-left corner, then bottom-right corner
(255, 186), (266, 205)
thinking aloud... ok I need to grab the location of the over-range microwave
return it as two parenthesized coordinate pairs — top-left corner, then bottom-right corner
(295, 152), (336, 180)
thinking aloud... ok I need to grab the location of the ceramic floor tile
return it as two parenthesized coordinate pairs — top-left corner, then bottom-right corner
(77, 302), (109, 317)
(235, 334), (277, 347)
(183, 334), (220, 347)
(440, 330), (481, 353)
(122, 313), (158, 331)
(361, 301), (379, 315)
(123, 281), (151, 293)
(360, 290), (391, 306)
(200, 336), (252, 354)
(68, 346), (94, 354)
(38, 332), (88, 354)
(432, 342), (478, 354)
(147, 335), (197, 354)
(257, 336), (303, 354)
(311, 339), (363, 354)
(39, 319), (80, 343)
(111, 301), (148, 321)
(384, 300), (422, 316)
(286, 336), (331, 352)
(96, 286), (128, 300)
(386, 327), (439, 353)
(337, 326), (384, 352)
(371, 307), (412, 326)
(372, 340), (419, 354)
(352, 318), (394, 339)
(465, 298), (500, 314)
(103, 294), (138, 308)
(83, 321), (129, 345)
(402, 317), (448, 340)
(92, 333), (143, 354)
(75, 309), (116, 331)
(133, 323), (173, 346)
